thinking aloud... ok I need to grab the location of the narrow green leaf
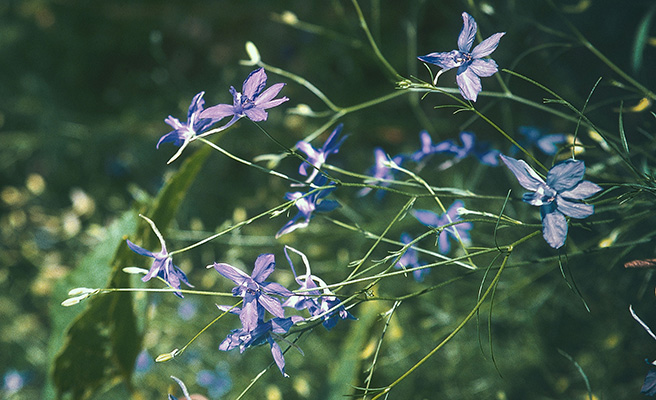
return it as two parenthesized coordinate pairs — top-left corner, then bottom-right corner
(50, 143), (212, 399)
(631, 5), (656, 74)
(619, 102), (629, 154)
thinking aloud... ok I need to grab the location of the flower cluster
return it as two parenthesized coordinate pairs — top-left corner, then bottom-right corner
(212, 248), (354, 377)
(413, 200), (473, 255)
(157, 68), (289, 163)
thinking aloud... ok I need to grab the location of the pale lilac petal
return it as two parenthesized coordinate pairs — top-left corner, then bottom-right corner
(417, 50), (460, 70)
(253, 83), (286, 105)
(468, 58), (499, 78)
(244, 108), (268, 122)
(457, 12), (477, 52)
(164, 115), (184, 130)
(200, 103), (236, 121)
(458, 132), (476, 153)
(413, 210), (442, 227)
(499, 155), (546, 192)
(547, 159), (585, 191)
(213, 262), (250, 286)
(252, 253), (275, 282)
(275, 217), (308, 238)
(267, 336), (288, 377)
(559, 180), (602, 200)
(438, 231), (451, 254)
(456, 66), (483, 101)
(261, 281), (293, 297)
(541, 209), (568, 249)
(242, 68), (267, 99)
(239, 296), (260, 332)
(258, 294), (286, 319)
(556, 196), (594, 218)
(470, 32), (505, 58)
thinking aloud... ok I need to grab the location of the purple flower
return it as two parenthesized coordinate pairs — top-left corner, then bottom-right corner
(510, 126), (568, 156)
(413, 200), (473, 254)
(395, 233), (427, 282)
(500, 154), (602, 249)
(200, 68), (289, 127)
(126, 215), (192, 298)
(282, 246), (355, 330)
(157, 92), (218, 149)
(218, 314), (302, 377)
(276, 177), (340, 238)
(411, 130), (454, 163)
(296, 124), (347, 183)
(358, 148), (405, 197)
(418, 12), (505, 101)
(213, 254), (293, 331)
(441, 131), (501, 167)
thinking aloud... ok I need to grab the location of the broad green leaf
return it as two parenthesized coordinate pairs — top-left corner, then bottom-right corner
(50, 143), (212, 399)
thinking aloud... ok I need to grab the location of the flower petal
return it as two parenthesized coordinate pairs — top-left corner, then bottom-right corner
(413, 209), (442, 227)
(200, 103), (236, 121)
(242, 68), (267, 99)
(261, 281), (293, 297)
(470, 32), (505, 58)
(559, 180), (602, 200)
(546, 159), (585, 191)
(267, 336), (288, 377)
(258, 294), (286, 319)
(213, 262), (250, 286)
(244, 108), (268, 122)
(126, 240), (155, 258)
(253, 82), (286, 105)
(468, 58), (499, 78)
(556, 196), (594, 218)
(417, 50), (460, 70)
(499, 154), (547, 191)
(458, 12), (477, 53)
(541, 208), (568, 248)
(252, 253), (276, 282)
(456, 66), (483, 101)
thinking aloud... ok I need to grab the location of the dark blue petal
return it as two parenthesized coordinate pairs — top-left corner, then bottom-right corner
(418, 50), (460, 70)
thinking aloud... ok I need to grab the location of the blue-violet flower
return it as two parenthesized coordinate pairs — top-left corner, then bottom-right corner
(126, 215), (192, 298)
(200, 68), (289, 127)
(413, 200), (473, 254)
(395, 233), (428, 282)
(213, 254), (293, 331)
(418, 12), (505, 101)
(499, 154), (602, 249)
(276, 177), (340, 238)
(296, 124), (347, 184)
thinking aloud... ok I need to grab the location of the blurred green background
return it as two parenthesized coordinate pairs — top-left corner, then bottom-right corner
(3, 0), (656, 399)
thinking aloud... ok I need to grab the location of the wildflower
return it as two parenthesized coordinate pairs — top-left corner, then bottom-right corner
(282, 246), (355, 330)
(441, 131), (500, 167)
(213, 253), (293, 331)
(200, 68), (289, 127)
(276, 177), (340, 238)
(157, 92), (216, 148)
(358, 148), (404, 197)
(418, 12), (505, 101)
(510, 126), (568, 156)
(395, 233), (427, 282)
(218, 311), (303, 377)
(413, 200), (473, 254)
(157, 92), (220, 163)
(296, 124), (347, 183)
(499, 154), (602, 249)
(410, 130), (454, 163)
(126, 215), (192, 298)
